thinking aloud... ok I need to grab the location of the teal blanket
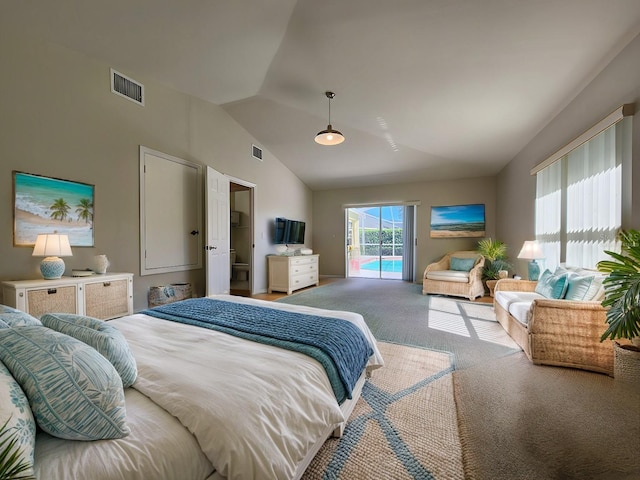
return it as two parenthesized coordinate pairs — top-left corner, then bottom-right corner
(141, 298), (373, 404)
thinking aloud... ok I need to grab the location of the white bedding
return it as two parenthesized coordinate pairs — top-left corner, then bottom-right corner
(35, 388), (214, 480)
(111, 295), (383, 480)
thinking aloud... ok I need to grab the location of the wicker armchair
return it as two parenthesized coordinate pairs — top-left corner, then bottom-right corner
(422, 251), (485, 301)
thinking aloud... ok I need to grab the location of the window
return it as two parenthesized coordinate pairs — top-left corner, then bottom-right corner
(533, 110), (632, 270)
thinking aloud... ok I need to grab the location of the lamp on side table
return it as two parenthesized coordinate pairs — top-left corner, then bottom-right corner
(517, 240), (545, 281)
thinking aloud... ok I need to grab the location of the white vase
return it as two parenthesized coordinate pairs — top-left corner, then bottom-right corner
(92, 254), (109, 274)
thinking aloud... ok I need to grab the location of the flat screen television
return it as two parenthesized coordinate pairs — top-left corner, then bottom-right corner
(274, 217), (306, 245)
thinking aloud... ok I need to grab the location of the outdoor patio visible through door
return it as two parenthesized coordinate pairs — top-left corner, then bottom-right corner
(347, 206), (414, 280)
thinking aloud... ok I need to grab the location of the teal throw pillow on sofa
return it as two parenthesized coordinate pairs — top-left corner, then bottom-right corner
(564, 275), (595, 301)
(535, 270), (569, 299)
(41, 313), (137, 388)
(0, 326), (129, 441)
(450, 257), (476, 272)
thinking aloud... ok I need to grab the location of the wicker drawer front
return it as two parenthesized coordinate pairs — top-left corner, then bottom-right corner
(85, 279), (129, 320)
(27, 286), (77, 319)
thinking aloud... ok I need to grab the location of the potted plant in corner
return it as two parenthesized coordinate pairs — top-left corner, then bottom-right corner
(477, 238), (512, 297)
(597, 229), (640, 384)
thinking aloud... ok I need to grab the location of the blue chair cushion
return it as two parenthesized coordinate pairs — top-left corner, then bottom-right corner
(450, 257), (476, 272)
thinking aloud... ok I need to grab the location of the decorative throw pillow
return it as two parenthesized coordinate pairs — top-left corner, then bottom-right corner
(450, 257), (476, 272)
(0, 326), (129, 441)
(535, 270), (569, 299)
(564, 275), (595, 301)
(0, 305), (42, 327)
(40, 313), (137, 388)
(0, 361), (36, 476)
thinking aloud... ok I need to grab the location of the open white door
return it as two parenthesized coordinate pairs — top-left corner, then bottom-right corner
(205, 166), (230, 296)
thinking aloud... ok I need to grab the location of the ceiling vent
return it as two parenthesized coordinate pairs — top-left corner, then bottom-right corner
(110, 68), (144, 106)
(252, 144), (263, 161)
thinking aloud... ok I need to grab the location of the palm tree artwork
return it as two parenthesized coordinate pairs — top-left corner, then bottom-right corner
(49, 198), (70, 221)
(75, 198), (94, 224)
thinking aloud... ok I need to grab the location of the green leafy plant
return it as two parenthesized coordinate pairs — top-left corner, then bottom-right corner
(0, 419), (35, 480)
(477, 238), (512, 281)
(597, 229), (640, 344)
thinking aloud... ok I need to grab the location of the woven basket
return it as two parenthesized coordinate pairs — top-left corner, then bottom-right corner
(613, 341), (640, 385)
(148, 283), (192, 307)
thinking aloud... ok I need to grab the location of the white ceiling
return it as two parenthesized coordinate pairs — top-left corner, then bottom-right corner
(3, 0), (640, 190)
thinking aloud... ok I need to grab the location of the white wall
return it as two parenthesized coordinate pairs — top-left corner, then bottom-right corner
(0, 30), (312, 309)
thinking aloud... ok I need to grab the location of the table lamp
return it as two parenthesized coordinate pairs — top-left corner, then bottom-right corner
(32, 233), (73, 279)
(517, 240), (545, 281)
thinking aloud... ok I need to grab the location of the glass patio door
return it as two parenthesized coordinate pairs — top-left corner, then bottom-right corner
(347, 206), (404, 279)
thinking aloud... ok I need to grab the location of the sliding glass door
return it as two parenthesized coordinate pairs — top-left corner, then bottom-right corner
(347, 206), (405, 279)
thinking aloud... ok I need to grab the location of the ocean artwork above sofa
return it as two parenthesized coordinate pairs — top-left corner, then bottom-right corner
(13, 171), (94, 247)
(430, 203), (485, 238)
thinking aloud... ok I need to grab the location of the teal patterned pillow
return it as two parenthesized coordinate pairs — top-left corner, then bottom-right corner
(0, 305), (42, 327)
(0, 361), (36, 476)
(450, 257), (476, 272)
(0, 326), (129, 441)
(41, 313), (137, 388)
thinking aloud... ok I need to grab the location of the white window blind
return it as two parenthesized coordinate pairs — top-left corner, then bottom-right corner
(534, 111), (631, 270)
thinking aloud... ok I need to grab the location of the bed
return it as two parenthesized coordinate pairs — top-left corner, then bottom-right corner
(0, 295), (383, 480)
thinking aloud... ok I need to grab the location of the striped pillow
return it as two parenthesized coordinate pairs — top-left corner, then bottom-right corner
(41, 313), (137, 388)
(0, 326), (129, 441)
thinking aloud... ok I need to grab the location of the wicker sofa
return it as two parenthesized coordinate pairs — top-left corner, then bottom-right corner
(494, 273), (613, 375)
(422, 251), (485, 301)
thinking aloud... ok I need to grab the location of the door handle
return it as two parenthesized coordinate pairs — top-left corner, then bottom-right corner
(191, 230), (199, 235)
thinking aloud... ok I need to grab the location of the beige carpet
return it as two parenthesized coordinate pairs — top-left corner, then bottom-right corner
(454, 352), (640, 480)
(303, 342), (464, 480)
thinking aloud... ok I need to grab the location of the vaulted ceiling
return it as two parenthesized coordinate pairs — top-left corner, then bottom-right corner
(3, 0), (640, 190)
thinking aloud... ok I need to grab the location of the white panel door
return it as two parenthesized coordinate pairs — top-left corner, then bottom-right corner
(205, 166), (230, 296)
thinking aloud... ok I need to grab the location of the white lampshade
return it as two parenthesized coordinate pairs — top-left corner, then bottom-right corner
(32, 234), (72, 280)
(517, 240), (545, 260)
(32, 234), (73, 257)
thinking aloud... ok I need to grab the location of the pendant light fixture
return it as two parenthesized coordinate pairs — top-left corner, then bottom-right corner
(315, 91), (345, 145)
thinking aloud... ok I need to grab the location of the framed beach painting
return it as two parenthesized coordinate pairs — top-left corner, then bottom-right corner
(13, 171), (95, 247)
(430, 203), (485, 238)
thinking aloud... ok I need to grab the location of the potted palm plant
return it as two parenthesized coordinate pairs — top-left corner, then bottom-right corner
(597, 229), (640, 383)
(0, 418), (35, 480)
(477, 238), (512, 296)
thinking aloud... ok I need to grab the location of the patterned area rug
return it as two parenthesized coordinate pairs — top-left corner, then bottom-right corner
(302, 342), (464, 480)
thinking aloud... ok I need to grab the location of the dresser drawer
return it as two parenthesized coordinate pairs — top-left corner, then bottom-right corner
(290, 270), (319, 289)
(85, 279), (129, 320)
(27, 286), (77, 318)
(289, 256), (318, 267)
(290, 261), (318, 276)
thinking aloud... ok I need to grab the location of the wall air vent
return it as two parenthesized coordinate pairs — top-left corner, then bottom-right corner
(252, 144), (263, 161)
(110, 68), (144, 106)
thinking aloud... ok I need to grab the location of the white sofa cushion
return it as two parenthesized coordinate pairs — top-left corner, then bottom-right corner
(508, 301), (533, 326)
(495, 291), (544, 312)
(426, 270), (469, 283)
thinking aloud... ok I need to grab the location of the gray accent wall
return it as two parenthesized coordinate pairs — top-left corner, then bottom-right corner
(0, 30), (312, 309)
(496, 32), (640, 277)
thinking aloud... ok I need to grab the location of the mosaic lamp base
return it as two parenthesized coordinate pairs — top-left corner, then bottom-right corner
(40, 256), (66, 280)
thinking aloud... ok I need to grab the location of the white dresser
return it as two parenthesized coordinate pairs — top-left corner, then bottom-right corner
(267, 254), (319, 295)
(1, 273), (134, 320)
